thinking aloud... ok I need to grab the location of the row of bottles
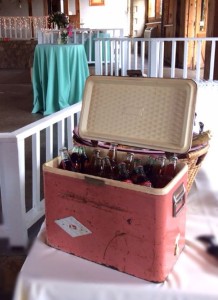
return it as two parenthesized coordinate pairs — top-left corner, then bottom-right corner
(59, 144), (178, 188)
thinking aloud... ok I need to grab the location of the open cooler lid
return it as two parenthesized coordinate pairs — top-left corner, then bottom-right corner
(79, 76), (197, 154)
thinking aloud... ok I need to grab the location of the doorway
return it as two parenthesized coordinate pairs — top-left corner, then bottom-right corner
(185, 0), (208, 69)
(159, 0), (208, 70)
(63, 0), (80, 28)
(47, 0), (80, 28)
(47, 0), (61, 14)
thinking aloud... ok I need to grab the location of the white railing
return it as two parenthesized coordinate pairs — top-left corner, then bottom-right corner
(37, 28), (124, 64)
(0, 16), (49, 39)
(0, 104), (81, 247)
(94, 37), (218, 82)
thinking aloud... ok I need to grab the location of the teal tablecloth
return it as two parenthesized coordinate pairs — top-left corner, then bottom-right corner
(32, 44), (89, 116)
(84, 32), (110, 61)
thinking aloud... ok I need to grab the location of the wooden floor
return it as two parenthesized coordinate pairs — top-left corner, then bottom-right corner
(0, 69), (43, 133)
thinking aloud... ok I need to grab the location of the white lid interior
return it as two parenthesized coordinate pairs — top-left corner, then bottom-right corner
(79, 76), (197, 154)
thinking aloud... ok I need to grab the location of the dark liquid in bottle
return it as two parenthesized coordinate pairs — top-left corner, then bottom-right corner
(61, 159), (73, 171)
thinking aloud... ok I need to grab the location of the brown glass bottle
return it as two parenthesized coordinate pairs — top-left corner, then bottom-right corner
(101, 156), (113, 179)
(107, 143), (118, 167)
(143, 156), (155, 179)
(92, 157), (103, 177)
(78, 146), (89, 173)
(88, 149), (101, 175)
(69, 145), (80, 172)
(131, 158), (147, 184)
(124, 152), (134, 174)
(117, 162), (130, 181)
(59, 147), (73, 171)
(151, 156), (166, 188)
(162, 156), (178, 185)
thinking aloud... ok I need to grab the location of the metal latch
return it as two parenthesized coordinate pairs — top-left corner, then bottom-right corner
(85, 176), (105, 186)
(173, 183), (186, 217)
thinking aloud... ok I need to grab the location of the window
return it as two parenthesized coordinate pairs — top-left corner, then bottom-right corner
(200, 0), (207, 31)
(148, 0), (162, 20)
(148, 0), (155, 18)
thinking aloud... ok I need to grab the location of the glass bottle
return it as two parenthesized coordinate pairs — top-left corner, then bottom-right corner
(59, 147), (73, 171)
(163, 156), (178, 183)
(124, 152), (134, 174)
(92, 156), (103, 177)
(143, 155), (155, 179)
(78, 146), (89, 173)
(130, 158), (146, 184)
(117, 162), (130, 182)
(101, 156), (113, 179)
(151, 156), (166, 188)
(107, 143), (118, 167)
(69, 145), (80, 172)
(88, 149), (101, 175)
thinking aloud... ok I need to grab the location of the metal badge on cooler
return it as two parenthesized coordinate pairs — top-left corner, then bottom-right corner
(55, 216), (92, 238)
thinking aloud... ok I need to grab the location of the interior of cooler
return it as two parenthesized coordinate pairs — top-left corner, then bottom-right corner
(51, 145), (185, 189)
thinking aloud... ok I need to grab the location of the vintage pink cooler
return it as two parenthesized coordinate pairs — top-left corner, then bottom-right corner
(43, 76), (197, 282)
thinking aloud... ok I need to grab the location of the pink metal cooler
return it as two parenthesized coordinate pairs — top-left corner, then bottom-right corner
(43, 76), (197, 282)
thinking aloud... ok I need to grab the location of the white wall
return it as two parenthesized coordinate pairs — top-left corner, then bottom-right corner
(132, 0), (146, 37)
(32, 0), (44, 16)
(80, 0), (129, 35)
(0, 0), (43, 16)
(0, 0), (28, 16)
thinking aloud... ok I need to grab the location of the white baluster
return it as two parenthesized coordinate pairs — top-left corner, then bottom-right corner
(209, 40), (216, 81)
(37, 29), (43, 44)
(14, 17), (17, 39)
(170, 40), (176, 78)
(51, 30), (54, 44)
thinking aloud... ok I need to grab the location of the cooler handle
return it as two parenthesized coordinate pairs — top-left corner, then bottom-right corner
(173, 184), (186, 217)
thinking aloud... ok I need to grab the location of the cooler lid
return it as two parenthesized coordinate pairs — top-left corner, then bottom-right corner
(79, 76), (197, 154)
